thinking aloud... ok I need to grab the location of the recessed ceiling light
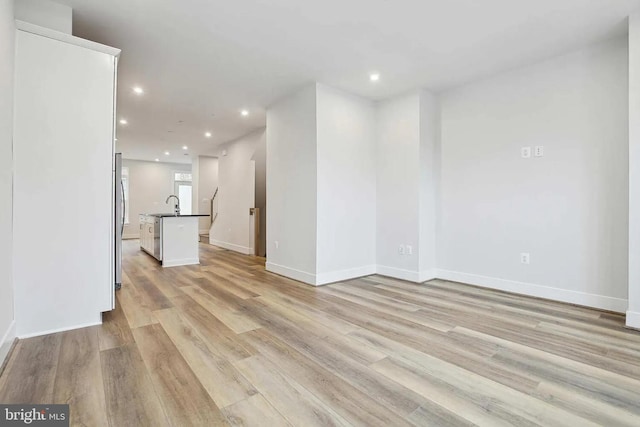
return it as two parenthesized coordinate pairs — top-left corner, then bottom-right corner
(155, 158), (159, 162)
(205, 132), (212, 138)
(182, 145), (188, 150)
(370, 73), (380, 82)
(133, 86), (144, 95)
(119, 119), (128, 125)
(164, 151), (170, 156)
(241, 109), (249, 117)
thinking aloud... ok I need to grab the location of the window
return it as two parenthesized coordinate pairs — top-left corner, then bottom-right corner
(122, 167), (129, 223)
(173, 170), (192, 215)
(174, 172), (192, 182)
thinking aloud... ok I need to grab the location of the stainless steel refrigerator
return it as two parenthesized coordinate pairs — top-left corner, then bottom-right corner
(114, 153), (124, 291)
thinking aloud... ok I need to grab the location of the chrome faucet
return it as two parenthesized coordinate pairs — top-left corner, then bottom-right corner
(166, 195), (180, 215)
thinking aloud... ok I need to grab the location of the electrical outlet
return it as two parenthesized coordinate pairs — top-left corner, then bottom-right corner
(406, 245), (413, 255)
(520, 252), (530, 264)
(398, 245), (405, 255)
(534, 146), (544, 157)
(521, 147), (531, 158)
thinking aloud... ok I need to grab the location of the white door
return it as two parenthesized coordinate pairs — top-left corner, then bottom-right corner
(175, 182), (192, 215)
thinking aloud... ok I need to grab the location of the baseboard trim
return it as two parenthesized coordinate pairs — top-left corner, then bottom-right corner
(263, 261), (627, 312)
(0, 320), (16, 369)
(18, 318), (102, 340)
(122, 234), (139, 240)
(265, 262), (316, 285)
(376, 265), (435, 283)
(316, 265), (377, 286)
(419, 269), (437, 283)
(436, 269), (628, 313)
(162, 258), (200, 268)
(210, 239), (252, 255)
(626, 310), (640, 329)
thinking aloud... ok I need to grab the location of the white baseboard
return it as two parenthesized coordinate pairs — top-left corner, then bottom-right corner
(210, 239), (253, 255)
(18, 318), (102, 339)
(263, 261), (627, 313)
(376, 265), (435, 283)
(419, 269), (437, 283)
(199, 229), (210, 235)
(265, 262), (316, 285)
(316, 265), (377, 286)
(122, 234), (139, 240)
(162, 258), (200, 268)
(0, 320), (16, 368)
(626, 311), (640, 329)
(436, 269), (628, 313)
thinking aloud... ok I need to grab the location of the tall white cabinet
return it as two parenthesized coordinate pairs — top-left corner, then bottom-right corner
(12, 21), (120, 338)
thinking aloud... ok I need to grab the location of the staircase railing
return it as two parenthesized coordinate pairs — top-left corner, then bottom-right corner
(210, 187), (219, 227)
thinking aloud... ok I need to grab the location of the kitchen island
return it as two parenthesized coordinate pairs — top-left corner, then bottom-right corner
(139, 213), (209, 267)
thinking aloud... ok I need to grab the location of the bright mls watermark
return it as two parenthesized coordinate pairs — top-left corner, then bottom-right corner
(0, 405), (68, 426)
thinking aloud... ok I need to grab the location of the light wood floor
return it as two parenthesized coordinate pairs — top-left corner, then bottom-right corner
(1, 241), (640, 426)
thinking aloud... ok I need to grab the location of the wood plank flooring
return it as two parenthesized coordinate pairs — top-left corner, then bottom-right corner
(1, 240), (640, 426)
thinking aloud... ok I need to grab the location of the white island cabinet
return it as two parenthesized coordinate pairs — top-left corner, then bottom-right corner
(139, 214), (209, 267)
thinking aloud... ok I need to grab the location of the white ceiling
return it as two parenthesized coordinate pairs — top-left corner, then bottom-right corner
(57, 0), (640, 164)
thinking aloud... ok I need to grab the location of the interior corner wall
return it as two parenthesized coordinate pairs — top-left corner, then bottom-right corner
(0, 0), (15, 364)
(418, 90), (439, 279)
(209, 129), (264, 255)
(375, 93), (422, 281)
(14, 0), (72, 33)
(197, 156), (218, 233)
(628, 13), (640, 328)
(438, 37), (629, 312)
(191, 154), (199, 225)
(315, 84), (376, 284)
(374, 91), (439, 283)
(266, 84), (318, 284)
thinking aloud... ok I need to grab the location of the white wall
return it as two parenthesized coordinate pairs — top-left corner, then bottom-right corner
(419, 90), (439, 277)
(14, 0), (71, 33)
(197, 156), (218, 233)
(191, 154), (199, 228)
(376, 94), (421, 278)
(253, 138), (267, 257)
(628, 14), (640, 328)
(209, 129), (264, 254)
(374, 91), (439, 283)
(266, 85), (318, 283)
(122, 159), (191, 239)
(316, 84), (376, 284)
(0, 0), (15, 364)
(438, 37), (629, 312)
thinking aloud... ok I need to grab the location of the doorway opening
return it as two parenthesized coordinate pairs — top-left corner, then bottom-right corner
(173, 171), (192, 215)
